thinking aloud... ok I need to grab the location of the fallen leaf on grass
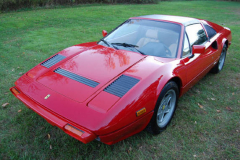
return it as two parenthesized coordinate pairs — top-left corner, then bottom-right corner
(18, 109), (22, 112)
(2, 103), (9, 108)
(211, 98), (215, 101)
(127, 147), (132, 153)
(232, 92), (235, 95)
(193, 155), (197, 158)
(226, 107), (232, 111)
(198, 103), (204, 109)
(47, 134), (51, 139)
(216, 110), (221, 113)
(19, 72), (24, 75)
(215, 116), (221, 120)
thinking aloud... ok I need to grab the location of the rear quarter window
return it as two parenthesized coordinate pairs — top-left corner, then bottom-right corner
(203, 24), (217, 39)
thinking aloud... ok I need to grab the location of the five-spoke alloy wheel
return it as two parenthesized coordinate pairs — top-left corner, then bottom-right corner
(156, 89), (176, 128)
(146, 81), (179, 134)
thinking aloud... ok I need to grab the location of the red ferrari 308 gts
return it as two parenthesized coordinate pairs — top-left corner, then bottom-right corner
(10, 15), (232, 145)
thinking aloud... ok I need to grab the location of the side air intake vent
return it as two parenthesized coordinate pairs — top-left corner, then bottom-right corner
(104, 75), (140, 97)
(41, 54), (66, 68)
(54, 68), (99, 88)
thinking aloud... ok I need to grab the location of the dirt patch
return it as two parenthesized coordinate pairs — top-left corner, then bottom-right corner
(228, 73), (240, 87)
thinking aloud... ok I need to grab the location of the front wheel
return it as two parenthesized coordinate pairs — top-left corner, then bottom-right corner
(146, 81), (179, 134)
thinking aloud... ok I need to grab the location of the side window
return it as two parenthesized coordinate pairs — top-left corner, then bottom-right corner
(186, 24), (208, 46)
(182, 34), (191, 57)
(203, 24), (217, 39)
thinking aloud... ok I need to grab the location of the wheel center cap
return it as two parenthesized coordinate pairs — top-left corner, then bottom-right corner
(162, 105), (166, 110)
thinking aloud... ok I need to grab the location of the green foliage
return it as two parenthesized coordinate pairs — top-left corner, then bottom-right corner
(0, 0), (158, 11)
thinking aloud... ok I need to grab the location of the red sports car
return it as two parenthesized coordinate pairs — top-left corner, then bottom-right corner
(10, 15), (232, 145)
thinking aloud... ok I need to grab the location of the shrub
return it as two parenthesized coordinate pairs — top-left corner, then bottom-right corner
(0, 0), (158, 11)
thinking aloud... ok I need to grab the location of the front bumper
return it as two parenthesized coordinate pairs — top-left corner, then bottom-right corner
(10, 87), (97, 144)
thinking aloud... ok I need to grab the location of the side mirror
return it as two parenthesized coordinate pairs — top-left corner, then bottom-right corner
(192, 45), (205, 54)
(102, 30), (108, 37)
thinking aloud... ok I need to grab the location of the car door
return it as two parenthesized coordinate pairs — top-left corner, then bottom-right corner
(180, 23), (212, 88)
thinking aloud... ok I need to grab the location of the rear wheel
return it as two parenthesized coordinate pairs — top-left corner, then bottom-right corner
(146, 81), (179, 134)
(211, 44), (227, 74)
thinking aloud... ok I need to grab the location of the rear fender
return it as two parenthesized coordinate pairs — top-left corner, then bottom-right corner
(221, 27), (232, 49)
(222, 38), (228, 49)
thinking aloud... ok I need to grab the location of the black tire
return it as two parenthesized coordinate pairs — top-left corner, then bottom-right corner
(211, 44), (227, 74)
(146, 81), (179, 134)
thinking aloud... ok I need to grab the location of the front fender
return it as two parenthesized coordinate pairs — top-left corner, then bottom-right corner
(95, 57), (184, 136)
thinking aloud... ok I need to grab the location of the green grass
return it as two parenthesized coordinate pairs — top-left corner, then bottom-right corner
(1, 1), (240, 159)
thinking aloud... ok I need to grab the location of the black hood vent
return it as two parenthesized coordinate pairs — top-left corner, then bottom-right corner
(104, 75), (140, 97)
(41, 54), (66, 68)
(54, 68), (99, 88)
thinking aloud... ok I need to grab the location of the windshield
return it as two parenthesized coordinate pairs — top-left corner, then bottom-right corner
(99, 19), (181, 58)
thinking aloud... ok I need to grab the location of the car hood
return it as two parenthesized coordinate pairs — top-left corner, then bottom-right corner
(37, 44), (145, 102)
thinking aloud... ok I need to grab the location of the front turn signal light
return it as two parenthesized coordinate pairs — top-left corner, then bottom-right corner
(12, 87), (20, 95)
(136, 107), (146, 117)
(64, 124), (84, 137)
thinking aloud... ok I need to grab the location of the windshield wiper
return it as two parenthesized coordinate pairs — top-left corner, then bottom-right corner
(112, 43), (145, 55)
(99, 39), (118, 50)
(112, 43), (138, 48)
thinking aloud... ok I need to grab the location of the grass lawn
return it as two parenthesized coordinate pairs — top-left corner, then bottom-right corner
(0, 1), (240, 159)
